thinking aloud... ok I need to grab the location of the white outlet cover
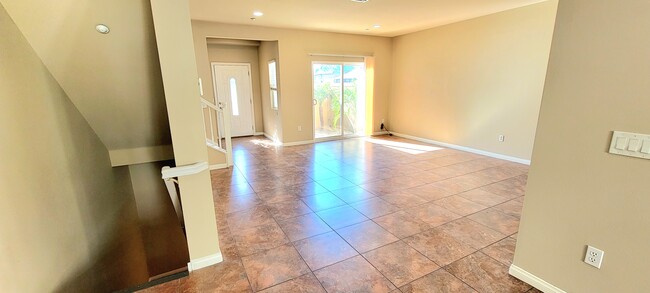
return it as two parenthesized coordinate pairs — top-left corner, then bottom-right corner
(584, 245), (604, 269)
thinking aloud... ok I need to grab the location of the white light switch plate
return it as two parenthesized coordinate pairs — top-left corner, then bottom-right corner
(609, 131), (650, 159)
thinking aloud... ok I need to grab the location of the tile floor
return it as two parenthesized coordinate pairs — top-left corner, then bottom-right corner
(141, 135), (540, 293)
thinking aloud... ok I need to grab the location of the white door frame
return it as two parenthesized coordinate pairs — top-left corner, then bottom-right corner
(311, 61), (366, 142)
(211, 62), (257, 136)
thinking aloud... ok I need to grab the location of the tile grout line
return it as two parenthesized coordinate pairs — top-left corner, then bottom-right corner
(268, 215), (330, 293)
(212, 136), (529, 293)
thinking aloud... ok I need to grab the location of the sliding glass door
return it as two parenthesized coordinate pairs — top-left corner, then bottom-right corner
(313, 62), (366, 140)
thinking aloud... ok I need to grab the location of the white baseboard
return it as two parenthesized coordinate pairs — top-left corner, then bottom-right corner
(209, 163), (228, 170)
(372, 131), (389, 136)
(261, 132), (315, 147)
(509, 264), (566, 293)
(263, 132), (279, 142)
(254, 132), (265, 136)
(283, 140), (315, 147)
(390, 132), (531, 165)
(187, 252), (223, 272)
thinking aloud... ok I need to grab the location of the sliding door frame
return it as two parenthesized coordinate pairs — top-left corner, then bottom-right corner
(312, 61), (366, 142)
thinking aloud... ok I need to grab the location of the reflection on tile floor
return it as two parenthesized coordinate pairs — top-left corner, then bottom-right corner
(140, 135), (539, 293)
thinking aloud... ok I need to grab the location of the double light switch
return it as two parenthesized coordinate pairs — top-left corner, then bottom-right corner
(609, 131), (650, 159)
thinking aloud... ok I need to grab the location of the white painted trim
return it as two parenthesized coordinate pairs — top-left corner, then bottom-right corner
(509, 264), (566, 293)
(210, 61), (252, 67)
(372, 131), (389, 136)
(187, 252), (223, 272)
(161, 162), (209, 180)
(206, 139), (227, 154)
(263, 132), (282, 145)
(209, 163), (228, 170)
(254, 132), (265, 136)
(390, 132), (531, 165)
(283, 140), (315, 147)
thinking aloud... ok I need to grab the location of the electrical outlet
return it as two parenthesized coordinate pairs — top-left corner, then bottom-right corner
(381, 119), (385, 124)
(498, 135), (505, 142)
(584, 245), (604, 269)
(298, 126), (302, 131)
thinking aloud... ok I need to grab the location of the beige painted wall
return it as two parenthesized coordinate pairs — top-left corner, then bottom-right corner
(207, 44), (264, 132)
(150, 0), (220, 263)
(0, 4), (149, 291)
(192, 21), (392, 143)
(129, 162), (189, 277)
(258, 41), (282, 140)
(0, 0), (172, 157)
(110, 144), (174, 167)
(207, 145), (226, 166)
(389, 1), (557, 160)
(513, 0), (650, 291)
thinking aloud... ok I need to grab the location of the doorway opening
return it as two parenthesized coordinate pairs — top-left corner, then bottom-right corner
(312, 62), (366, 140)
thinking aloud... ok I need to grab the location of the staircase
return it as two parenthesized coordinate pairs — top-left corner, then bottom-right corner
(202, 98), (233, 168)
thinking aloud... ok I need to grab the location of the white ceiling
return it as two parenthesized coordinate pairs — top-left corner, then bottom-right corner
(189, 0), (548, 37)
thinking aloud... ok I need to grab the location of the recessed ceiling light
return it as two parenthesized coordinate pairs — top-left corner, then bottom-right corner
(373, 24), (381, 28)
(253, 11), (264, 17)
(351, 0), (369, 3)
(95, 24), (110, 34)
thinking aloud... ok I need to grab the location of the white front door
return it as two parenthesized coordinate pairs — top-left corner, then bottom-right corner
(212, 64), (255, 137)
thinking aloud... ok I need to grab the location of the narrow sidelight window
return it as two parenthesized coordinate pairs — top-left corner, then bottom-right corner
(229, 78), (239, 116)
(268, 60), (279, 110)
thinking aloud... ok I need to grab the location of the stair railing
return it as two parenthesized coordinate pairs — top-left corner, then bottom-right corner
(161, 162), (209, 230)
(201, 98), (227, 153)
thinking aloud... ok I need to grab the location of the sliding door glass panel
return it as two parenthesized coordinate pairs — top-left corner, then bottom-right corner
(313, 63), (343, 139)
(342, 64), (366, 136)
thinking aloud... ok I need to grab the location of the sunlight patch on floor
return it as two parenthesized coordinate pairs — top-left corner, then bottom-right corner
(250, 138), (281, 148)
(364, 137), (444, 155)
